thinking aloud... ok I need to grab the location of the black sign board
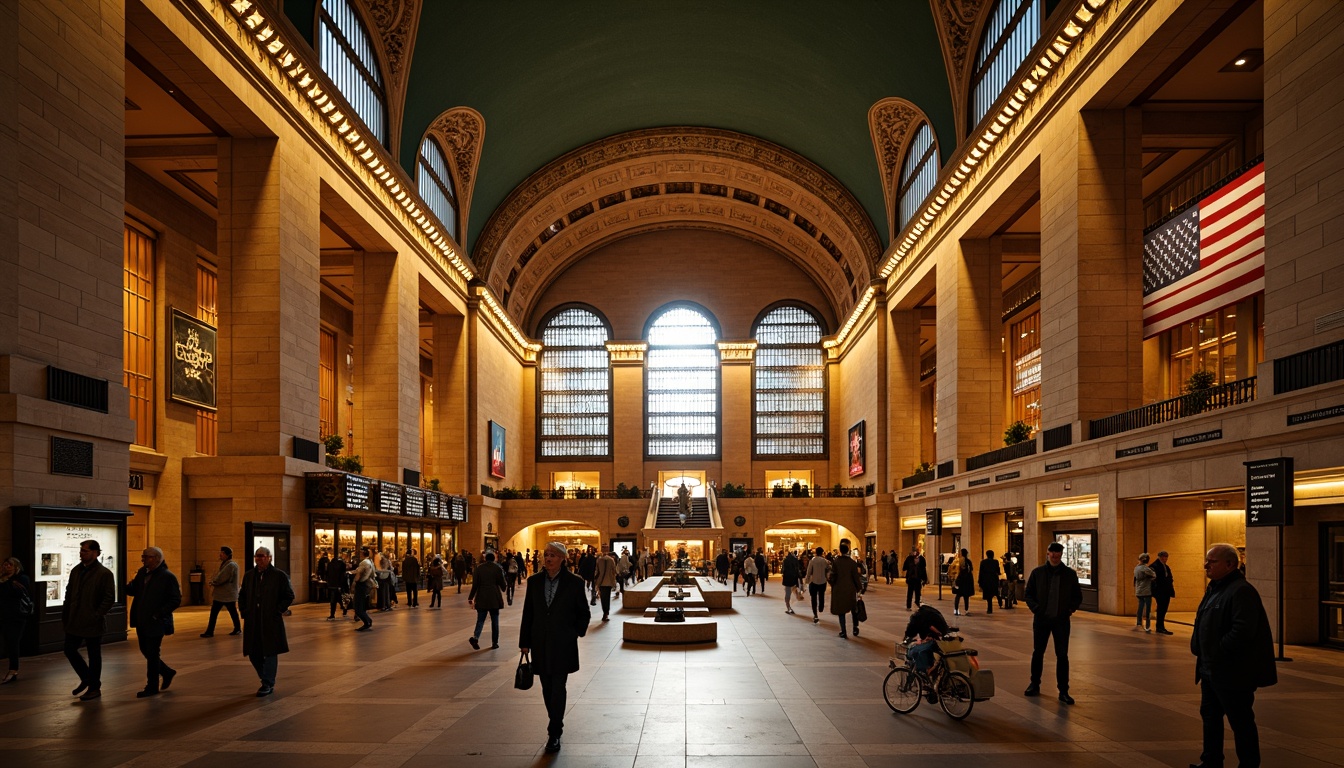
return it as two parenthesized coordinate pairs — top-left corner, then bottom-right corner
(897, 494), (912, 501)
(1245, 457), (1293, 527)
(968, 477), (990, 487)
(925, 508), (943, 536)
(939, 484), (955, 493)
(995, 471), (1020, 482)
(1116, 442), (1158, 459)
(1174, 429), (1222, 447)
(1287, 404), (1344, 426)
(168, 309), (217, 410)
(1045, 460), (1071, 472)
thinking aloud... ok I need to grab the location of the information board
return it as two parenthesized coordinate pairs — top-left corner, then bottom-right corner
(1245, 457), (1294, 527)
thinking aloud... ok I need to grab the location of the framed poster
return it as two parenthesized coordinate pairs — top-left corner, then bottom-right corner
(1055, 530), (1094, 586)
(489, 421), (507, 478)
(34, 521), (122, 608)
(169, 308), (217, 410)
(848, 420), (866, 477)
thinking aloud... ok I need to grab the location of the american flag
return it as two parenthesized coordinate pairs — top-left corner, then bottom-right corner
(1142, 162), (1265, 338)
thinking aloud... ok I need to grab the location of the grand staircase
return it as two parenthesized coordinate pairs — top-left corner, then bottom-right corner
(655, 497), (711, 528)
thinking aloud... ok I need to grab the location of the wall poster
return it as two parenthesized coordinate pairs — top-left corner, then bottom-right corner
(489, 420), (507, 478)
(34, 522), (121, 608)
(848, 420), (866, 477)
(1055, 530), (1094, 586)
(169, 308), (217, 410)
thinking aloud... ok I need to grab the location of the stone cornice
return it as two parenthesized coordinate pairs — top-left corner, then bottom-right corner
(360, 0), (421, 159)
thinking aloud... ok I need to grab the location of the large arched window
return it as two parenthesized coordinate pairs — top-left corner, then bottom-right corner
(969, 0), (1043, 132)
(418, 137), (460, 243)
(753, 305), (825, 456)
(897, 122), (939, 231)
(318, 0), (387, 146)
(646, 305), (719, 457)
(539, 307), (611, 458)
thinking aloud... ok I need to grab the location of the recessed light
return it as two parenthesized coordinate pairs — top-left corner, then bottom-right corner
(1234, 58), (1247, 66)
(1220, 48), (1263, 72)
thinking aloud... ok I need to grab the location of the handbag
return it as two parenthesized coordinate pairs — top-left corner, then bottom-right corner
(15, 583), (34, 615)
(514, 651), (534, 690)
(854, 597), (867, 623)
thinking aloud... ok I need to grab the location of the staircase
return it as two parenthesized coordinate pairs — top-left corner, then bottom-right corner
(655, 497), (712, 528)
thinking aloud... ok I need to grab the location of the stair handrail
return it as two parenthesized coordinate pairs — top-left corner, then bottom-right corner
(705, 481), (723, 528)
(644, 481), (661, 529)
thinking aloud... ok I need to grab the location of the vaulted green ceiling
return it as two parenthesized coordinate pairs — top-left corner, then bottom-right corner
(291, 1), (958, 256)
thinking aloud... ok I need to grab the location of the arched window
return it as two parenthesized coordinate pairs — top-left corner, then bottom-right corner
(969, 0), (1043, 132)
(646, 305), (719, 457)
(539, 307), (611, 458)
(897, 122), (939, 231)
(754, 306), (825, 456)
(418, 137), (459, 243)
(318, 0), (387, 146)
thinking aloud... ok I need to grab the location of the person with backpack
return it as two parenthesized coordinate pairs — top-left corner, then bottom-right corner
(1, 557), (34, 684)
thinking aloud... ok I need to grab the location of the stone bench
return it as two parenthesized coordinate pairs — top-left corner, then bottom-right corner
(643, 606), (710, 618)
(620, 577), (665, 609)
(622, 617), (717, 645)
(692, 577), (733, 609)
(648, 585), (706, 609)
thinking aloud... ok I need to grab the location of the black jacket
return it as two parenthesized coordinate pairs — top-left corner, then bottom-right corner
(519, 569), (590, 675)
(978, 557), (1001, 593)
(1151, 559), (1176, 599)
(0, 573), (32, 621)
(63, 560), (116, 638)
(240, 566), (295, 657)
(1024, 561), (1082, 620)
(326, 557), (348, 592)
(901, 554), (927, 584)
(781, 553), (800, 587)
(1191, 570), (1276, 690)
(126, 562), (182, 637)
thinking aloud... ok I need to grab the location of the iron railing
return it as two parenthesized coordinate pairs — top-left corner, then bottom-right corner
(1274, 338), (1344, 395)
(1088, 376), (1257, 439)
(965, 439), (1037, 471)
(901, 468), (937, 489)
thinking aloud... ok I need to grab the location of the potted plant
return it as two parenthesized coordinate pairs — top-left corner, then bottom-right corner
(1183, 369), (1217, 415)
(1003, 420), (1033, 447)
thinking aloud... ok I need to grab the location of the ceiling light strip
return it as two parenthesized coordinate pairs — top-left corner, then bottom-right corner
(218, 0), (473, 286)
(877, 0), (1116, 280)
(476, 284), (542, 355)
(824, 285), (878, 351)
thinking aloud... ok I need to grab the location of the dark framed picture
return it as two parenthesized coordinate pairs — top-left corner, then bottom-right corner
(168, 308), (217, 410)
(489, 421), (506, 478)
(848, 420), (866, 477)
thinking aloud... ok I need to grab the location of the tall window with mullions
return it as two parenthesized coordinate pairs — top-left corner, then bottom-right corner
(969, 0), (1042, 133)
(539, 307), (611, 458)
(753, 306), (825, 457)
(417, 137), (459, 243)
(646, 306), (719, 457)
(897, 122), (939, 232)
(318, 0), (387, 147)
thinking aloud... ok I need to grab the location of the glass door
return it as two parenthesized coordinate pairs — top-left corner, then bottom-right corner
(1323, 522), (1344, 649)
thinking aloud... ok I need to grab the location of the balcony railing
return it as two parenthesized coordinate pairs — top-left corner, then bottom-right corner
(1088, 376), (1257, 440)
(901, 468), (936, 489)
(1274, 338), (1344, 394)
(716, 486), (867, 499)
(965, 439), (1038, 471)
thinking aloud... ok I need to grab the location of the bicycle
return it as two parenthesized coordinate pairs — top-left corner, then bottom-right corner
(882, 628), (990, 720)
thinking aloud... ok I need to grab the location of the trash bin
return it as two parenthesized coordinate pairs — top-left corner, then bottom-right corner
(189, 565), (205, 605)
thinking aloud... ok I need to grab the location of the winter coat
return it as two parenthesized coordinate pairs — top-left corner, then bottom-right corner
(953, 557), (975, 596)
(902, 554), (928, 584)
(428, 562), (446, 590)
(326, 557), (348, 593)
(594, 554), (617, 588)
(1151, 559), (1176, 599)
(781, 553), (801, 587)
(805, 554), (830, 586)
(468, 561), (508, 611)
(401, 555), (421, 585)
(828, 555), (863, 615)
(519, 569), (590, 675)
(63, 560), (115, 638)
(1191, 569), (1276, 690)
(0, 573), (32, 622)
(978, 557), (1001, 596)
(239, 565), (294, 657)
(210, 559), (240, 602)
(1133, 564), (1156, 597)
(1024, 561), (1083, 620)
(126, 562), (182, 637)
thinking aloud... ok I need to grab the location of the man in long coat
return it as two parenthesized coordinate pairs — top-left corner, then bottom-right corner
(238, 546), (294, 697)
(126, 546), (181, 697)
(467, 550), (508, 649)
(829, 540), (864, 638)
(520, 541), (591, 753)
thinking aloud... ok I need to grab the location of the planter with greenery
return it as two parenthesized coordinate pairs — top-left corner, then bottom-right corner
(1003, 420), (1033, 446)
(323, 435), (364, 474)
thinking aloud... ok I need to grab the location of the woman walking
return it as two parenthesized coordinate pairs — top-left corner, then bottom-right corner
(1133, 552), (1156, 633)
(1, 557), (32, 684)
(427, 556), (446, 608)
(950, 549), (974, 616)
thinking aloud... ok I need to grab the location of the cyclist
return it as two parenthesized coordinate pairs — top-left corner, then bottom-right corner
(903, 604), (951, 676)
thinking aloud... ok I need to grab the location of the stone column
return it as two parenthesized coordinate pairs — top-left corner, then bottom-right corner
(887, 308), (921, 487)
(607, 342), (647, 493)
(719, 341), (756, 488)
(432, 313), (469, 494)
(1039, 109), (1144, 433)
(935, 238), (1003, 465)
(353, 250), (421, 483)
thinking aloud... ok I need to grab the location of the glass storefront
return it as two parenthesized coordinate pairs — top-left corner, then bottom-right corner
(310, 515), (457, 601)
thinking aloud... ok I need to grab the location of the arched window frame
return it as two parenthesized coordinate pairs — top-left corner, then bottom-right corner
(752, 303), (827, 459)
(897, 121), (939, 231)
(317, 0), (388, 147)
(644, 302), (721, 460)
(417, 136), (460, 243)
(969, 0), (1043, 134)
(536, 304), (613, 460)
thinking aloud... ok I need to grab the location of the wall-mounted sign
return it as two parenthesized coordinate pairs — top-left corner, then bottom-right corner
(1245, 457), (1293, 527)
(1287, 404), (1344, 426)
(995, 471), (1020, 482)
(925, 508), (942, 536)
(1116, 442), (1158, 459)
(1174, 429), (1222, 447)
(848, 421), (866, 477)
(1045, 460), (1071, 472)
(489, 421), (507, 478)
(968, 477), (990, 487)
(169, 309), (216, 410)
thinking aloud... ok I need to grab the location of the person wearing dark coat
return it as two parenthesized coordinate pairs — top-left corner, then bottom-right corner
(780, 550), (801, 615)
(126, 547), (182, 698)
(1024, 542), (1083, 704)
(63, 539), (116, 700)
(577, 547), (597, 602)
(239, 546), (294, 697)
(978, 550), (1002, 614)
(952, 549), (975, 615)
(715, 550), (730, 584)
(1, 557), (32, 684)
(451, 552), (467, 593)
(520, 541), (591, 754)
(1190, 543), (1277, 768)
(468, 551), (508, 649)
(401, 550), (421, 608)
(427, 557), (446, 608)
(1151, 550), (1176, 634)
(901, 548), (928, 610)
(828, 541), (865, 639)
(754, 550), (768, 593)
(326, 554), (348, 619)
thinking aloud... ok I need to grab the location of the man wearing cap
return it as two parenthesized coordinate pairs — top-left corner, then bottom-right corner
(1024, 541), (1083, 704)
(520, 541), (591, 754)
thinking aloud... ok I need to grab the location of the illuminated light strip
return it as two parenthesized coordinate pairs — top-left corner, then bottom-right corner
(823, 285), (878, 350)
(716, 342), (758, 351)
(604, 343), (649, 352)
(217, 0), (474, 286)
(475, 285), (542, 354)
(877, 0), (1115, 279)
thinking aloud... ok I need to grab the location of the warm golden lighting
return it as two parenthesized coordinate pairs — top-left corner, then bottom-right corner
(1040, 496), (1100, 520)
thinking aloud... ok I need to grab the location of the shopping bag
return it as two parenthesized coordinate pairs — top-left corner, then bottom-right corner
(514, 651), (533, 690)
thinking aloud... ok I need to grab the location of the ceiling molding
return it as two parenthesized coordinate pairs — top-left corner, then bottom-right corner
(425, 106), (485, 251)
(474, 126), (883, 325)
(929, 0), (991, 145)
(868, 98), (926, 240)
(359, 0), (421, 159)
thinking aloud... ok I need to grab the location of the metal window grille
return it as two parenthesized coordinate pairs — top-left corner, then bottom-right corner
(417, 137), (459, 243)
(969, 0), (1041, 132)
(897, 123), (939, 230)
(540, 308), (611, 457)
(123, 224), (155, 448)
(318, 0), (387, 146)
(319, 328), (338, 440)
(753, 306), (825, 456)
(646, 307), (719, 457)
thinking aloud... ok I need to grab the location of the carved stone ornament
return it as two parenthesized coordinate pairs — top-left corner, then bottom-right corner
(929, 0), (989, 142)
(364, 0), (418, 82)
(426, 107), (486, 243)
(618, 515), (630, 528)
(867, 98), (924, 235)
(733, 515), (747, 528)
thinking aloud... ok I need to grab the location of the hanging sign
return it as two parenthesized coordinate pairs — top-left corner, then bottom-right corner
(1245, 457), (1293, 527)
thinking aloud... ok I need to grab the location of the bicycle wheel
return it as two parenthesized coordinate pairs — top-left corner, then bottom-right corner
(883, 667), (921, 714)
(938, 670), (974, 720)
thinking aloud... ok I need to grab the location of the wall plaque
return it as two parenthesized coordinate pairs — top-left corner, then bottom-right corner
(169, 309), (217, 410)
(1116, 442), (1158, 458)
(1174, 429), (1222, 447)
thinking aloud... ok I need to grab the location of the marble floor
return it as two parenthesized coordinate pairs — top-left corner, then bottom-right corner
(2, 577), (1342, 768)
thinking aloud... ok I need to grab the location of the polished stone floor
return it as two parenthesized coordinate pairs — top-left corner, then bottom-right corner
(2, 576), (1342, 768)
